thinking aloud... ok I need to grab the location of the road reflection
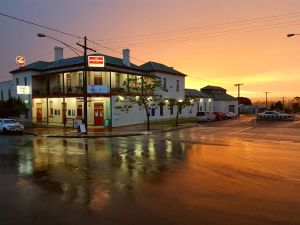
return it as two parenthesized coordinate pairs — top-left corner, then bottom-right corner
(17, 136), (187, 212)
(2, 129), (300, 225)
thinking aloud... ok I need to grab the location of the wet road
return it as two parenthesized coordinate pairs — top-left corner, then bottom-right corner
(1, 119), (300, 225)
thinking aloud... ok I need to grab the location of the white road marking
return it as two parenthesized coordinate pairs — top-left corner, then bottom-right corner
(233, 126), (255, 134)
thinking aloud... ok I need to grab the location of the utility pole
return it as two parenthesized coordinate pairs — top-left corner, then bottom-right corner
(282, 97), (287, 112)
(77, 36), (96, 134)
(234, 83), (243, 116)
(265, 92), (271, 110)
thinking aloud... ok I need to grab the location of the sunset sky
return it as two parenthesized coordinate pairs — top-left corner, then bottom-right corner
(1, 0), (300, 100)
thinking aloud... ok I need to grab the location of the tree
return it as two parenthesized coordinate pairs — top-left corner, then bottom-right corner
(270, 101), (283, 111)
(115, 74), (162, 130)
(236, 97), (252, 105)
(167, 98), (193, 126)
(292, 103), (300, 113)
(0, 98), (28, 118)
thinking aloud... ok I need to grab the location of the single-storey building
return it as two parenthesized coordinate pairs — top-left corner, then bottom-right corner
(200, 85), (238, 113)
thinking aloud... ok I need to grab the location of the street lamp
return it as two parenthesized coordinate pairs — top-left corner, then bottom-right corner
(37, 33), (82, 56)
(287, 33), (300, 38)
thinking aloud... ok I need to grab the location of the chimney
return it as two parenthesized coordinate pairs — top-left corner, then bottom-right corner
(122, 49), (130, 67)
(54, 47), (64, 61)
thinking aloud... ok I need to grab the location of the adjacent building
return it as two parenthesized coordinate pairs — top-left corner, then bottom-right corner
(185, 89), (213, 115)
(201, 86), (238, 113)
(0, 80), (13, 101)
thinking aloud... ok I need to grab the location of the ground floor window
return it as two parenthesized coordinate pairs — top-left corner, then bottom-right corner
(170, 105), (174, 115)
(77, 102), (83, 117)
(229, 105), (235, 113)
(160, 105), (164, 116)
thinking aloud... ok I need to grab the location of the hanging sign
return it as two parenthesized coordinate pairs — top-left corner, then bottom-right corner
(16, 56), (25, 67)
(88, 56), (105, 67)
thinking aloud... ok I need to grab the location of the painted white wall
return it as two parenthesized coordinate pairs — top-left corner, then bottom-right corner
(213, 100), (238, 113)
(8, 67), (189, 127)
(155, 72), (185, 100)
(0, 80), (13, 100)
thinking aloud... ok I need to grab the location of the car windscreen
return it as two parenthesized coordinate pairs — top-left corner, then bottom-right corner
(3, 120), (17, 124)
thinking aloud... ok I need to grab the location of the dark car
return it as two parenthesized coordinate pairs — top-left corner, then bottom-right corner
(213, 112), (226, 120)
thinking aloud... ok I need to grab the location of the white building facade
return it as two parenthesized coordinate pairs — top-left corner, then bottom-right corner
(7, 49), (188, 128)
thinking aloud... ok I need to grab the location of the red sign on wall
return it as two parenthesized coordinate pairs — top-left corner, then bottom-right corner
(16, 56), (25, 67)
(88, 56), (105, 67)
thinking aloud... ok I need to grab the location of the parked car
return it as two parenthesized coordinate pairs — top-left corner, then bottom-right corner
(225, 112), (237, 119)
(0, 119), (24, 134)
(256, 111), (294, 121)
(213, 112), (226, 120)
(196, 111), (216, 122)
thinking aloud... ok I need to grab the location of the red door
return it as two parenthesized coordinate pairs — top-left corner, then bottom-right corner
(94, 103), (104, 126)
(36, 103), (42, 123)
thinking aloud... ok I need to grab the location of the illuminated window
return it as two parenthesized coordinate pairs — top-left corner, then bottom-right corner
(78, 73), (83, 87)
(49, 101), (53, 116)
(76, 102), (83, 117)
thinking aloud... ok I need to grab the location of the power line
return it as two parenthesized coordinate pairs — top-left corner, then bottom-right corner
(103, 18), (300, 48)
(0, 11), (147, 63)
(97, 11), (300, 42)
(187, 74), (230, 85)
(0, 11), (82, 39)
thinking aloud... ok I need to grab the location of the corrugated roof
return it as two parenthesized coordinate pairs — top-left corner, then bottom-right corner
(211, 93), (236, 101)
(11, 54), (141, 73)
(201, 85), (226, 92)
(185, 89), (211, 98)
(140, 61), (186, 76)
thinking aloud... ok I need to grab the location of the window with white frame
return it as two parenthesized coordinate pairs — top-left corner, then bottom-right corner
(163, 77), (167, 90)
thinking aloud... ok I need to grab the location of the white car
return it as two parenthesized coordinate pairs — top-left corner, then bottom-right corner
(0, 119), (24, 133)
(225, 112), (237, 119)
(256, 111), (294, 121)
(196, 112), (216, 122)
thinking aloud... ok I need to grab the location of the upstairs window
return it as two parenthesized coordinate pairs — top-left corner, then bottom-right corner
(8, 89), (11, 99)
(0, 90), (3, 100)
(78, 73), (83, 87)
(163, 78), (167, 90)
(24, 77), (27, 86)
(176, 80), (179, 91)
(16, 78), (19, 85)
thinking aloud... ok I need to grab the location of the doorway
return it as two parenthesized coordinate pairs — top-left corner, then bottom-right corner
(94, 103), (104, 126)
(36, 103), (43, 123)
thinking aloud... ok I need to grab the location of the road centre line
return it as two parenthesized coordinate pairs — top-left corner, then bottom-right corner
(233, 126), (255, 134)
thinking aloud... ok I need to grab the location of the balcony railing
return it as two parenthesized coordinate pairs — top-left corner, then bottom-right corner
(32, 85), (154, 97)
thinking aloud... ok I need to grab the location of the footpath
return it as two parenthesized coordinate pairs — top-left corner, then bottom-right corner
(24, 122), (198, 138)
